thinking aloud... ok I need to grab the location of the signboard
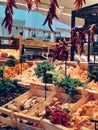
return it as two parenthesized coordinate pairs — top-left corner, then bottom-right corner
(88, 63), (98, 74)
(43, 73), (52, 84)
(20, 55), (25, 63)
(0, 70), (3, 78)
(24, 54), (33, 60)
(92, 42), (98, 55)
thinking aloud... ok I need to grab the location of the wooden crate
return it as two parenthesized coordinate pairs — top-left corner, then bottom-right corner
(43, 119), (73, 130)
(15, 113), (43, 130)
(0, 87), (56, 128)
(0, 115), (16, 127)
(14, 90), (56, 130)
(14, 86), (82, 130)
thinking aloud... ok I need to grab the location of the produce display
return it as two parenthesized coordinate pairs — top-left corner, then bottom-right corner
(4, 96), (44, 112)
(71, 98), (98, 129)
(34, 60), (54, 77)
(14, 64), (41, 84)
(4, 62), (32, 78)
(1, 60), (98, 130)
(0, 78), (29, 106)
(0, 49), (19, 60)
(70, 67), (88, 83)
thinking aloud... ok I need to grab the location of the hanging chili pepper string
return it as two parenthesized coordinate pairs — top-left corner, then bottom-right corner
(43, 0), (59, 32)
(2, 0), (17, 34)
(70, 26), (87, 54)
(74, 0), (86, 10)
(25, 0), (41, 12)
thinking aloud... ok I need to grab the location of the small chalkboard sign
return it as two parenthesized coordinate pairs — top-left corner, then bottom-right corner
(20, 55), (25, 63)
(25, 54), (33, 60)
(88, 63), (98, 73)
(43, 73), (52, 84)
(0, 70), (3, 78)
(92, 42), (98, 55)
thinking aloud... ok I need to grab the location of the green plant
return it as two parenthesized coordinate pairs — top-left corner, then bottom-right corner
(34, 60), (54, 77)
(0, 78), (19, 96)
(55, 75), (87, 98)
(5, 59), (17, 67)
(47, 70), (64, 84)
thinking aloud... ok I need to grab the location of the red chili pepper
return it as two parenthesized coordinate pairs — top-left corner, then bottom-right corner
(2, 0), (17, 34)
(74, 0), (86, 10)
(43, 1), (59, 32)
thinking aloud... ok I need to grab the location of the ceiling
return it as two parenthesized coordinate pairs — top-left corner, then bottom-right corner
(0, 0), (97, 26)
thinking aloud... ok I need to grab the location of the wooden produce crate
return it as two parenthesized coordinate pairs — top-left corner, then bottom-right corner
(15, 113), (43, 130)
(14, 85), (82, 130)
(0, 87), (56, 128)
(43, 119), (73, 130)
(69, 93), (98, 130)
(14, 90), (56, 130)
(0, 115), (15, 127)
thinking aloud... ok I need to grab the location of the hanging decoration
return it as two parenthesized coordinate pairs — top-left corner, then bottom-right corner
(42, 0), (59, 32)
(70, 26), (87, 54)
(2, 0), (17, 34)
(2, 0), (87, 34)
(89, 24), (96, 42)
(25, 0), (41, 12)
(74, 0), (86, 10)
(50, 38), (71, 76)
(50, 39), (70, 62)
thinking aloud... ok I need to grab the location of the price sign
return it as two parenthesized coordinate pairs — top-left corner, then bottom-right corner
(20, 55), (25, 63)
(25, 54), (33, 60)
(43, 73), (52, 84)
(0, 70), (3, 78)
(88, 63), (98, 74)
(92, 42), (98, 55)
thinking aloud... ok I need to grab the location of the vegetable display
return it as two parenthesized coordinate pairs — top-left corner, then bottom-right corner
(55, 75), (87, 97)
(47, 70), (64, 85)
(45, 97), (71, 127)
(34, 60), (54, 77)
(4, 59), (17, 67)
(0, 78), (19, 96)
(49, 108), (71, 127)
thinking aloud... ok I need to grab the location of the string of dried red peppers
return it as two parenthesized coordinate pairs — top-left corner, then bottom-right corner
(50, 39), (71, 62)
(2, 0), (17, 34)
(2, 0), (87, 34)
(74, 0), (86, 10)
(43, 0), (59, 32)
(25, 0), (41, 12)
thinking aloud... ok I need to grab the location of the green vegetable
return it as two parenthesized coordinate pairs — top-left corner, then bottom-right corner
(0, 78), (19, 96)
(34, 60), (54, 77)
(5, 59), (17, 67)
(55, 75), (87, 98)
(47, 70), (64, 84)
